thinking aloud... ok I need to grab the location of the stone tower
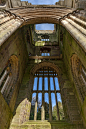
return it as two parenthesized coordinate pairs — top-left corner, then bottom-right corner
(0, 0), (86, 129)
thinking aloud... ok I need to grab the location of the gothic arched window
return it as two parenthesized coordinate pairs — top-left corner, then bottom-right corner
(71, 54), (86, 102)
(0, 55), (19, 104)
(30, 66), (64, 121)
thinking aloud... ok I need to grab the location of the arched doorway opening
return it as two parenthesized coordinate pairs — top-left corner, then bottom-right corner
(71, 54), (86, 103)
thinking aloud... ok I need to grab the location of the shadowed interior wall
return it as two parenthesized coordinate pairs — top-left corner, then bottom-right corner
(59, 25), (86, 127)
(0, 0), (6, 5)
(0, 27), (28, 129)
(0, 6), (86, 128)
(0, 23), (86, 129)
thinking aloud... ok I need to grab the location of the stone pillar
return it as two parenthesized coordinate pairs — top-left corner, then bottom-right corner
(41, 69), (45, 120)
(48, 68), (52, 121)
(34, 75), (39, 120)
(53, 77), (60, 120)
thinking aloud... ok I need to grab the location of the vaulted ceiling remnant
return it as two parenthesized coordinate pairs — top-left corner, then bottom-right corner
(0, 7), (86, 52)
(0, 10), (23, 46)
(0, 1), (86, 129)
(9, 7), (74, 25)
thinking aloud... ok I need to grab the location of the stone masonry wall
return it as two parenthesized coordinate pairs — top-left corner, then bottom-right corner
(0, 0), (6, 5)
(0, 92), (12, 129)
(0, 27), (28, 129)
(59, 25), (86, 127)
(9, 60), (84, 129)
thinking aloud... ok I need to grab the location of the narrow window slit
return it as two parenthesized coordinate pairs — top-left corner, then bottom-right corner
(44, 93), (49, 120)
(44, 77), (48, 90)
(37, 93), (42, 120)
(33, 77), (38, 91)
(50, 77), (54, 90)
(30, 93), (36, 120)
(38, 77), (42, 90)
(57, 93), (64, 120)
(51, 93), (58, 120)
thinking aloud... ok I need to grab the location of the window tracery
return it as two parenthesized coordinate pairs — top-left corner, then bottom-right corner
(30, 66), (64, 121)
(71, 54), (86, 102)
(0, 55), (19, 104)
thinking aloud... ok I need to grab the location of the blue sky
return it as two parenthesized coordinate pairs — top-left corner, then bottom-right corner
(36, 24), (54, 30)
(32, 77), (62, 109)
(21, 0), (59, 5)
(21, 0), (59, 30)
(23, 0), (62, 112)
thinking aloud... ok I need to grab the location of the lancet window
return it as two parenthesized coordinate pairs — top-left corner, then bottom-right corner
(78, 64), (86, 101)
(41, 53), (50, 56)
(30, 66), (64, 121)
(0, 56), (18, 104)
(71, 54), (86, 102)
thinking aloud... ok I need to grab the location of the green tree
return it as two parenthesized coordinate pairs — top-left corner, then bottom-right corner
(30, 96), (49, 120)
(52, 101), (65, 120)
(45, 102), (49, 120)
(29, 96), (36, 120)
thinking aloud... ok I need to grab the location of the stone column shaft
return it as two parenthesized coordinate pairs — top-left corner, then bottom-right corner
(53, 77), (60, 120)
(34, 74), (39, 120)
(48, 68), (52, 121)
(41, 69), (45, 120)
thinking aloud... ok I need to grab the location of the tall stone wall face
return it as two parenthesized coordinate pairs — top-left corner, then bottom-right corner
(0, 27), (28, 129)
(0, 92), (13, 129)
(59, 25), (86, 128)
(64, 0), (86, 9)
(9, 60), (84, 129)
(78, 0), (86, 9)
(59, 1), (64, 6)
(64, 0), (73, 8)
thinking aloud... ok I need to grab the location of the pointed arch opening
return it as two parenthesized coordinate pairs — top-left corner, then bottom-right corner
(30, 62), (64, 121)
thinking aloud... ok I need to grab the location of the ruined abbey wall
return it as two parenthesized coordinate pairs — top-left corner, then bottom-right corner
(60, 25), (86, 127)
(0, 2), (86, 129)
(56, 0), (86, 9)
(0, 27), (28, 129)
(9, 25), (86, 129)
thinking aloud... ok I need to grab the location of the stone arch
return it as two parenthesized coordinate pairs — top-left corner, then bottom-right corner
(9, 8), (74, 26)
(71, 54), (80, 77)
(8, 55), (19, 77)
(30, 62), (61, 87)
(30, 62), (60, 76)
(29, 61), (81, 122)
(71, 54), (86, 103)
(0, 0), (6, 5)
(10, 61), (83, 127)
(0, 55), (19, 105)
(30, 62), (69, 94)
(24, 17), (60, 25)
(29, 61), (64, 121)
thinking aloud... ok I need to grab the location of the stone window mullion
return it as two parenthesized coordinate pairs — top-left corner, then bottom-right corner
(3, 74), (12, 98)
(48, 67), (52, 121)
(30, 66), (64, 121)
(34, 73), (39, 120)
(53, 76), (60, 120)
(41, 68), (45, 120)
(1, 75), (10, 94)
(0, 69), (8, 87)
